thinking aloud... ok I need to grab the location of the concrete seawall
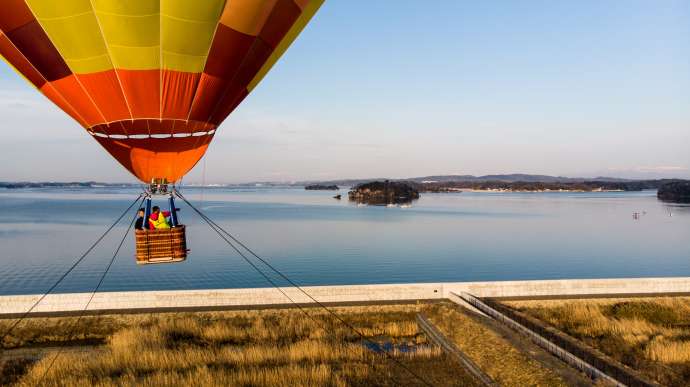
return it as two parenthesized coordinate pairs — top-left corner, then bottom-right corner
(1, 277), (689, 316)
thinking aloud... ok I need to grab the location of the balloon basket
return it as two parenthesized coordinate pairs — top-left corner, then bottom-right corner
(135, 225), (188, 264)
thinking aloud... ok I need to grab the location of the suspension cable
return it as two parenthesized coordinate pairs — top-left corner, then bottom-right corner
(176, 192), (333, 320)
(175, 190), (434, 386)
(38, 195), (144, 382)
(0, 193), (144, 349)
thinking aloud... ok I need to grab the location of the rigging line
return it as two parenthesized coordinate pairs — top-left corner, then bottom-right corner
(0, 193), (144, 350)
(175, 191), (434, 387)
(179, 191), (317, 312)
(178, 192), (427, 387)
(172, 190), (398, 379)
(177, 194), (407, 386)
(38, 195), (144, 383)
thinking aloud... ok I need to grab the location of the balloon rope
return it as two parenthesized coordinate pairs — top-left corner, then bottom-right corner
(37, 195), (145, 383)
(175, 190), (434, 387)
(0, 193), (143, 350)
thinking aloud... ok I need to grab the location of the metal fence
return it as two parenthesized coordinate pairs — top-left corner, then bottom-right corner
(416, 314), (497, 387)
(457, 291), (656, 387)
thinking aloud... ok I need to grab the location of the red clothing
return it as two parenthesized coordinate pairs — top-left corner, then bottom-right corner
(148, 211), (171, 229)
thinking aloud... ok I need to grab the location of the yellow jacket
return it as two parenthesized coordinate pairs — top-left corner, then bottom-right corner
(148, 211), (171, 229)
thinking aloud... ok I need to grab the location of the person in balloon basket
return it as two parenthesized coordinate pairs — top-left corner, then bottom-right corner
(148, 206), (172, 230)
(134, 208), (146, 230)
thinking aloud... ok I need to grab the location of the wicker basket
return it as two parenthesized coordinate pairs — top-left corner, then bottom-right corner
(135, 225), (187, 264)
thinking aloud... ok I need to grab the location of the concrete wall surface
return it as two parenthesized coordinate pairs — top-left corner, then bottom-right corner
(444, 277), (690, 298)
(0, 283), (444, 315)
(0, 277), (689, 316)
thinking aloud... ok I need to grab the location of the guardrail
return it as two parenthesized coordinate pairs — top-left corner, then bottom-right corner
(416, 314), (497, 387)
(457, 292), (645, 387)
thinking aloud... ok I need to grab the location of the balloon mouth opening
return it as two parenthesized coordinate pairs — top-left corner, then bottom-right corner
(89, 129), (216, 139)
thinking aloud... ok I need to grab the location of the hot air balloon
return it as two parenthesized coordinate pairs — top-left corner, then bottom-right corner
(0, 0), (323, 263)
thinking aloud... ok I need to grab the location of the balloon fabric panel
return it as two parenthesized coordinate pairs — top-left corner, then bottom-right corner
(0, 0), (324, 182)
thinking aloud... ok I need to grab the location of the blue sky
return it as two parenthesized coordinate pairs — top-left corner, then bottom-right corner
(1, 0), (688, 182)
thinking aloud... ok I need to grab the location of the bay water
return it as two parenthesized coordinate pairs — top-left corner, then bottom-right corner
(0, 187), (688, 295)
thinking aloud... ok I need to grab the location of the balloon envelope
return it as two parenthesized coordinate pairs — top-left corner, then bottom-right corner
(0, 0), (322, 182)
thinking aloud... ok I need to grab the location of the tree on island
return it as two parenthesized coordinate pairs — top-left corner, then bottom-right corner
(304, 184), (339, 190)
(657, 181), (690, 203)
(348, 180), (420, 205)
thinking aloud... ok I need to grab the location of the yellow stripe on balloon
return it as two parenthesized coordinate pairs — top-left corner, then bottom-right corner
(25, 0), (91, 18)
(107, 45), (160, 69)
(26, 0), (112, 73)
(92, 0), (160, 71)
(92, 0), (160, 15)
(162, 0), (225, 23)
(161, 0), (225, 73)
(161, 51), (207, 73)
(247, 0), (324, 92)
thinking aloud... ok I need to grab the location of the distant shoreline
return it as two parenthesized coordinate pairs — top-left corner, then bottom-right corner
(0, 184), (657, 193)
(425, 188), (628, 193)
(1, 172), (687, 193)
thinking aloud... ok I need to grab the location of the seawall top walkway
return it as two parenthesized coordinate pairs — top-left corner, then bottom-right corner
(1, 277), (689, 317)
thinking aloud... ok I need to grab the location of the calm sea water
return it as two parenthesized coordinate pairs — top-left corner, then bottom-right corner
(0, 187), (688, 295)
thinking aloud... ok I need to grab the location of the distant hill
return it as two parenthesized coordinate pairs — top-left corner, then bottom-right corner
(0, 181), (134, 189)
(299, 174), (640, 187)
(298, 174), (690, 193)
(407, 174), (638, 183)
(2, 174), (685, 191)
(410, 174), (575, 183)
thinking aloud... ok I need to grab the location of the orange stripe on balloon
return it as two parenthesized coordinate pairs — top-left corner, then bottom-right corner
(77, 70), (131, 124)
(219, 0), (277, 37)
(116, 69), (160, 120)
(49, 75), (103, 127)
(161, 70), (200, 121)
(93, 135), (213, 183)
(39, 82), (87, 127)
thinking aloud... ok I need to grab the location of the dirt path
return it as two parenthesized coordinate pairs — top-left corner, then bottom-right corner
(423, 302), (593, 386)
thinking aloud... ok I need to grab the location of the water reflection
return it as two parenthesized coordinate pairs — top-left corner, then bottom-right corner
(0, 188), (688, 295)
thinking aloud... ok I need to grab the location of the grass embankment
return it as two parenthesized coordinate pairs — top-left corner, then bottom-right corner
(0, 304), (478, 386)
(505, 297), (690, 387)
(422, 302), (573, 386)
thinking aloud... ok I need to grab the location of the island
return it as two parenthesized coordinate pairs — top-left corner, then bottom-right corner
(304, 184), (339, 190)
(302, 175), (687, 194)
(657, 181), (690, 203)
(348, 180), (420, 205)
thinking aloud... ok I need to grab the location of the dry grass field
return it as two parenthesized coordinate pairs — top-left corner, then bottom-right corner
(505, 297), (690, 387)
(0, 304), (479, 386)
(422, 303), (575, 386)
